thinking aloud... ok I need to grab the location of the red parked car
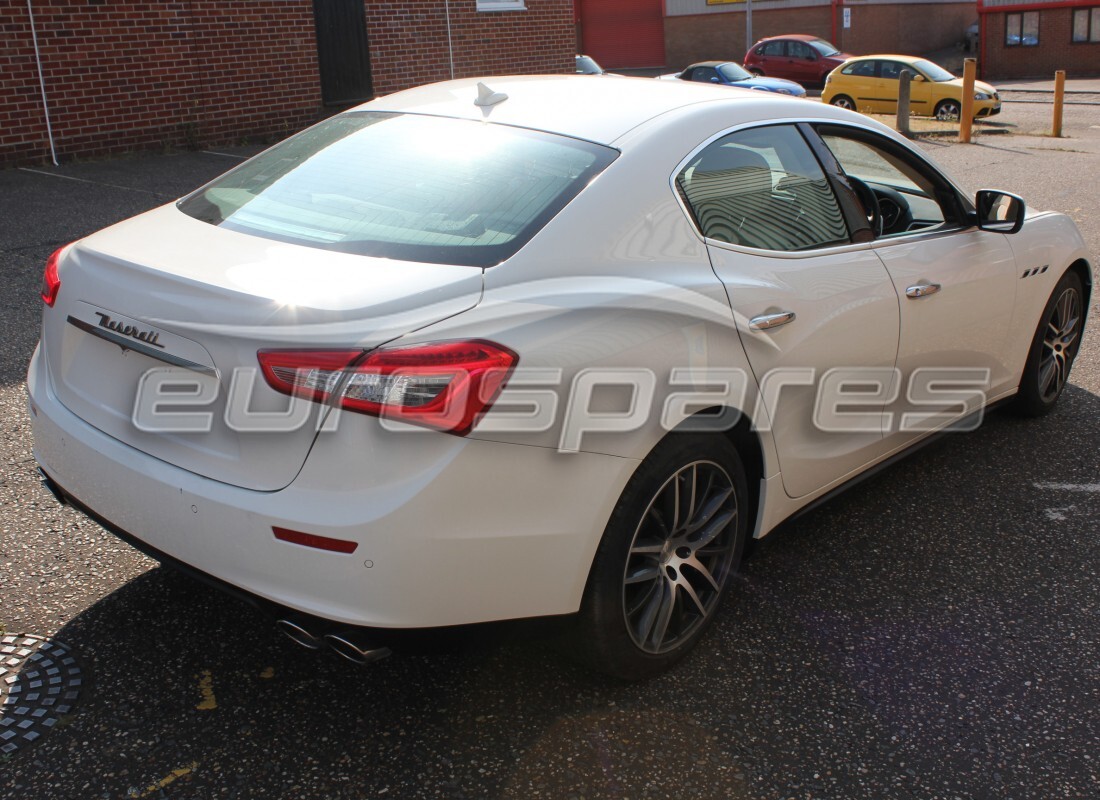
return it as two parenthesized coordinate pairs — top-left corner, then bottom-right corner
(744, 34), (854, 87)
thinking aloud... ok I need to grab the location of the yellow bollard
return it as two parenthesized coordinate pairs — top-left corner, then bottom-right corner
(959, 58), (976, 143)
(1052, 70), (1066, 137)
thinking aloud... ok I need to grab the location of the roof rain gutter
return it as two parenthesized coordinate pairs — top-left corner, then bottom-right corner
(27, 0), (59, 166)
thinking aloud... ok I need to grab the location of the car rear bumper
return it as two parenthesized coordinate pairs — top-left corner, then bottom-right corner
(27, 343), (638, 628)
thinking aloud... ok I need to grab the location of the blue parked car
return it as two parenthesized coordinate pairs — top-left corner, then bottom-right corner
(662, 60), (806, 97)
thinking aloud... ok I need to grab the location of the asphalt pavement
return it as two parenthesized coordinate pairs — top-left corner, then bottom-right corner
(1, 105), (1098, 799)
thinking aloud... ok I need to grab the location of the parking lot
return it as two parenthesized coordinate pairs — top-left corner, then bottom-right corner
(1, 97), (1098, 799)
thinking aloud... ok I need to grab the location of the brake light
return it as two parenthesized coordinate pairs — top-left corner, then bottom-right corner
(41, 245), (65, 306)
(258, 340), (518, 435)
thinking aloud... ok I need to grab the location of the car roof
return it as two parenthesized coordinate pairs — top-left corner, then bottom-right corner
(357, 74), (791, 146)
(687, 61), (728, 68)
(758, 34), (822, 42)
(845, 54), (923, 64)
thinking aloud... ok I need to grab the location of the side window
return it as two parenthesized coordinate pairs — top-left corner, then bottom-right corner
(843, 60), (878, 77)
(692, 67), (720, 83)
(789, 41), (812, 59)
(676, 125), (850, 251)
(879, 61), (903, 80)
(817, 129), (963, 237)
(763, 41), (786, 56)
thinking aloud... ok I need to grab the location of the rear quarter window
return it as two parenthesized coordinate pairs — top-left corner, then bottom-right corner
(842, 60), (878, 77)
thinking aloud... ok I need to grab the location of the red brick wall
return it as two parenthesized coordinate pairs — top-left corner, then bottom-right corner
(1, 1), (574, 167)
(366, 1), (575, 97)
(837, 3), (977, 56)
(665, 8), (832, 69)
(0, 1), (322, 167)
(982, 8), (1100, 79)
(664, 4), (975, 71)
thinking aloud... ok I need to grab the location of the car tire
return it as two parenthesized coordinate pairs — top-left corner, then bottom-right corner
(573, 434), (749, 680)
(935, 99), (962, 121)
(830, 94), (856, 110)
(1013, 270), (1085, 417)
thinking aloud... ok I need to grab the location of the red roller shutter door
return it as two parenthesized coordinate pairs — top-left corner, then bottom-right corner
(580, 0), (666, 69)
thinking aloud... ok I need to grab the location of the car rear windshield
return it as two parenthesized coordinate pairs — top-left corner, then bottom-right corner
(178, 112), (617, 267)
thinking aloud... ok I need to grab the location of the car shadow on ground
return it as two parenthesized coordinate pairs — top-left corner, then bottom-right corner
(3, 383), (1098, 799)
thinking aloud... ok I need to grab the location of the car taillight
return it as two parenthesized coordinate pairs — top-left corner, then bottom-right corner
(41, 245), (65, 306)
(257, 340), (518, 435)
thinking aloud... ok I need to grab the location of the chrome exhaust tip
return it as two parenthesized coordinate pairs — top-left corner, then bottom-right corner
(324, 631), (392, 665)
(276, 617), (324, 650)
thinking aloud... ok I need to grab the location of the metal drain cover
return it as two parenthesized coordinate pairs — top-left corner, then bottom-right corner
(0, 634), (83, 754)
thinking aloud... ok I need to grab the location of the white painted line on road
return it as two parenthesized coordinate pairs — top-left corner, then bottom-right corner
(1033, 482), (1100, 492)
(17, 167), (164, 196)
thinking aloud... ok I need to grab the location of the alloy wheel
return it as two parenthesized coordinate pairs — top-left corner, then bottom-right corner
(1038, 286), (1081, 403)
(936, 101), (961, 121)
(622, 460), (738, 655)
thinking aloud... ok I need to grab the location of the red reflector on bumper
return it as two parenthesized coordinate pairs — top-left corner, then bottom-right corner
(273, 527), (358, 554)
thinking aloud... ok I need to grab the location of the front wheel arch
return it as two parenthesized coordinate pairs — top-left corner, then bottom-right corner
(1012, 268), (1086, 416)
(1068, 258), (1093, 309)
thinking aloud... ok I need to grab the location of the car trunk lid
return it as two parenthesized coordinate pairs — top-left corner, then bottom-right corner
(42, 205), (483, 491)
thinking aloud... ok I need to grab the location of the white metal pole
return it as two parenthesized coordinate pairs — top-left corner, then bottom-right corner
(445, 0), (455, 80)
(746, 0), (753, 54)
(27, 0), (59, 165)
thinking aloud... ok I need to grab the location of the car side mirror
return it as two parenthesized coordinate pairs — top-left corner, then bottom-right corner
(912, 74), (925, 82)
(710, 76), (720, 83)
(975, 189), (1025, 234)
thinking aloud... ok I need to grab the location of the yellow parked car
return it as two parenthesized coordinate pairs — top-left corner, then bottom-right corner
(822, 55), (1001, 120)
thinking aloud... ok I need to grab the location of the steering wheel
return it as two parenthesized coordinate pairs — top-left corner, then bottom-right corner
(847, 176), (883, 238)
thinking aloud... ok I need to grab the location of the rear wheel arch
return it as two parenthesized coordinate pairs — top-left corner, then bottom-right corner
(637, 407), (766, 539)
(571, 416), (758, 678)
(719, 411), (765, 539)
(578, 405), (766, 599)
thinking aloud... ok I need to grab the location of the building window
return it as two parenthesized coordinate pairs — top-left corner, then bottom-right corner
(1006, 11), (1040, 46)
(1072, 8), (1100, 42)
(476, 0), (526, 10)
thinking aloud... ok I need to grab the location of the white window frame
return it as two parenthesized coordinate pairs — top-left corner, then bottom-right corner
(477, 0), (526, 11)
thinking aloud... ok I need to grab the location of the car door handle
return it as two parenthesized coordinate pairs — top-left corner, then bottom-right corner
(749, 311), (796, 331)
(906, 283), (941, 299)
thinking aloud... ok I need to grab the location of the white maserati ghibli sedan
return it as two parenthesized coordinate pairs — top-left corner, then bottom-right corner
(29, 76), (1091, 678)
